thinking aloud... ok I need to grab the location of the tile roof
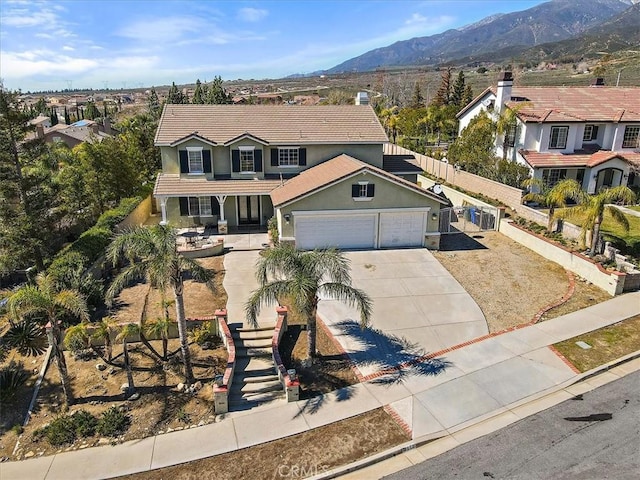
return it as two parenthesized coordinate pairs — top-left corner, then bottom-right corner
(154, 105), (388, 146)
(270, 154), (447, 207)
(502, 86), (640, 123)
(382, 154), (423, 174)
(154, 174), (283, 197)
(520, 149), (640, 168)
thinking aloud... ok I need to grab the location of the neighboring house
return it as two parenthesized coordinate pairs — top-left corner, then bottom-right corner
(153, 104), (447, 249)
(32, 119), (112, 148)
(29, 115), (52, 129)
(457, 72), (640, 193)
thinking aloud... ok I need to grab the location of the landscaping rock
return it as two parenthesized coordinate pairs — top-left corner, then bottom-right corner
(24, 451), (35, 458)
(96, 363), (107, 371)
(193, 381), (203, 391)
(201, 341), (212, 350)
(176, 383), (185, 392)
(97, 438), (110, 446)
(128, 392), (141, 401)
(120, 383), (130, 393)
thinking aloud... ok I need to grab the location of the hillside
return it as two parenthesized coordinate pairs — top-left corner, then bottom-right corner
(326, 0), (630, 73)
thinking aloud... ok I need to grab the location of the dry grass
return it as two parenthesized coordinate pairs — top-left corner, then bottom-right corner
(553, 314), (640, 372)
(117, 408), (409, 480)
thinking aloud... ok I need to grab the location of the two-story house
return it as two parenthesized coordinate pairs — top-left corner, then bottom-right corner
(153, 104), (447, 249)
(457, 72), (640, 193)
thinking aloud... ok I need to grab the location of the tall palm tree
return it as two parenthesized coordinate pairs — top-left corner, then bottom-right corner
(144, 316), (171, 360)
(494, 102), (531, 161)
(93, 318), (114, 363)
(8, 273), (89, 405)
(561, 186), (636, 256)
(106, 224), (214, 383)
(522, 178), (586, 232)
(245, 244), (372, 362)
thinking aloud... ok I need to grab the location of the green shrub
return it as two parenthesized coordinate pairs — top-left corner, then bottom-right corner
(189, 323), (217, 346)
(71, 410), (98, 437)
(97, 406), (130, 437)
(45, 416), (76, 445)
(95, 197), (142, 230)
(0, 362), (30, 402)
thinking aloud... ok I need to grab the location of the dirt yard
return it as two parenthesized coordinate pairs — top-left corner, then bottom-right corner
(0, 256), (228, 461)
(118, 408), (409, 480)
(433, 231), (611, 332)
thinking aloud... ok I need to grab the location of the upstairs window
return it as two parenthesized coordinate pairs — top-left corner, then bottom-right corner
(188, 149), (203, 174)
(240, 148), (254, 173)
(278, 148), (299, 166)
(352, 182), (375, 201)
(622, 126), (640, 148)
(583, 124), (598, 142)
(549, 126), (568, 149)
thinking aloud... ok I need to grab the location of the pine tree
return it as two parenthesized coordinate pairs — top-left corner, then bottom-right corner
(192, 79), (205, 104)
(205, 76), (231, 104)
(147, 87), (161, 118)
(432, 67), (452, 107)
(50, 109), (59, 126)
(410, 82), (424, 109)
(64, 106), (71, 125)
(463, 84), (474, 108)
(451, 71), (466, 109)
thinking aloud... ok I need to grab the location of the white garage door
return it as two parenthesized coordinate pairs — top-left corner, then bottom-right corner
(379, 212), (426, 248)
(295, 214), (377, 250)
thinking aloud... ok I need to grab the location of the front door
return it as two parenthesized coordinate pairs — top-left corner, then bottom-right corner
(237, 195), (260, 225)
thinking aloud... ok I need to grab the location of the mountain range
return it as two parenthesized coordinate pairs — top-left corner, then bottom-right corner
(325, 0), (638, 73)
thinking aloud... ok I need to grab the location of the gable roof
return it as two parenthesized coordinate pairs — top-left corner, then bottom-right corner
(519, 149), (640, 168)
(154, 105), (388, 146)
(506, 86), (639, 123)
(270, 154), (448, 207)
(459, 86), (640, 123)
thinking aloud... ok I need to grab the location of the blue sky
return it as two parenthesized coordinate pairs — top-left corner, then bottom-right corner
(0, 0), (545, 92)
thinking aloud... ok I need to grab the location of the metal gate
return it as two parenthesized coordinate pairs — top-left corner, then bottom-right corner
(439, 205), (499, 234)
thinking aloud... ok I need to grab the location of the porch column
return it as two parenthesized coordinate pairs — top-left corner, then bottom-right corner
(216, 195), (228, 234)
(159, 197), (168, 225)
(215, 195), (227, 221)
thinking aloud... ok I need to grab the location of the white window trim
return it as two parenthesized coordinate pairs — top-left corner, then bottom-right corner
(238, 146), (256, 174)
(622, 125), (640, 149)
(186, 146), (204, 175)
(187, 196), (214, 217)
(353, 181), (373, 202)
(277, 146), (300, 168)
(583, 125), (595, 142)
(549, 126), (568, 150)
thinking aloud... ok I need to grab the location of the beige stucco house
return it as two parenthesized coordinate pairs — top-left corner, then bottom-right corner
(153, 104), (446, 249)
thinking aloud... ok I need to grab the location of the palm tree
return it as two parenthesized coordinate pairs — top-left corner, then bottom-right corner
(144, 316), (171, 360)
(494, 102), (531, 161)
(561, 186), (636, 256)
(115, 323), (139, 395)
(245, 244), (372, 362)
(8, 273), (89, 405)
(106, 224), (214, 383)
(92, 318), (114, 363)
(522, 178), (586, 232)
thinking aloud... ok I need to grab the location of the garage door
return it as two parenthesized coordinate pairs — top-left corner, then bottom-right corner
(379, 212), (426, 248)
(295, 214), (377, 250)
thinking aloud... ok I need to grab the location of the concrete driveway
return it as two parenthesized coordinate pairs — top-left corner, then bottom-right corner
(318, 249), (488, 378)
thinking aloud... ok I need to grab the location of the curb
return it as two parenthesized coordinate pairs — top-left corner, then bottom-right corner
(309, 349), (640, 480)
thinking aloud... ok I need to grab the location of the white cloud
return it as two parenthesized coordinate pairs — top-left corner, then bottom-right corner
(0, 50), (98, 77)
(117, 17), (204, 44)
(62, 45), (74, 51)
(406, 13), (428, 25)
(237, 7), (268, 22)
(1, 6), (59, 28)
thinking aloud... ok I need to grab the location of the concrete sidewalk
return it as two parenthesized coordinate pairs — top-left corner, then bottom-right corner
(2, 291), (639, 480)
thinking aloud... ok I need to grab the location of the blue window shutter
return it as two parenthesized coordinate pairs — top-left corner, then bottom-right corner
(299, 148), (307, 166)
(179, 197), (189, 215)
(367, 184), (375, 197)
(271, 148), (278, 166)
(179, 150), (188, 173)
(254, 150), (263, 172)
(352, 184), (359, 197)
(232, 150), (240, 172)
(203, 150), (212, 173)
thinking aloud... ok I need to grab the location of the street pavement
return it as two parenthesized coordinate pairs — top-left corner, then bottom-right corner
(382, 370), (640, 480)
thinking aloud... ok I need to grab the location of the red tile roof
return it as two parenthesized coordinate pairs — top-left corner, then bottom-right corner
(154, 105), (388, 146)
(520, 150), (640, 168)
(503, 86), (640, 123)
(270, 154), (447, 207)
(154, 175), (283, 196)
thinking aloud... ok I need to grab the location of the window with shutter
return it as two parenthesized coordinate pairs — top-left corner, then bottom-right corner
(352, 182), (374, 201)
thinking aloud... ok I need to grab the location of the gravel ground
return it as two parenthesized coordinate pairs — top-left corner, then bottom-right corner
(433, 231), (610, 332)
